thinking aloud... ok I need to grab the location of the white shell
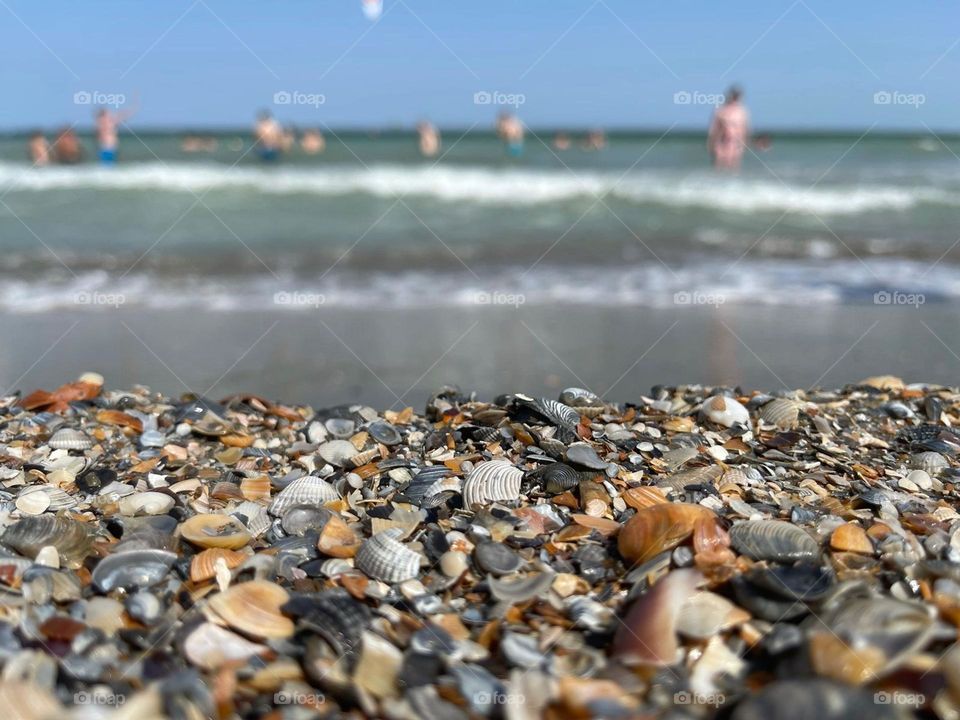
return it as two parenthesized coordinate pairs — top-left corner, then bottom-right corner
(355, 528), (421, 583)
(15, 489), (51, 516)
(232, 501), (272, 537)
(910, 452), (949, 475)
(700, 395), (750, 427)
(18, 485), (76, 512)
(47, 428), (93, 451)
(118, 491), (175, 516)
(424, 476), (462, 497)
(759, 398), (802, 429)
(269, 476), (339, 516)
(462, 460), (523, 509)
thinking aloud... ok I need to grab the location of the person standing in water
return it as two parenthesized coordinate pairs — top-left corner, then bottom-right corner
(496, 112), (524, 156)
(417, 121), (440, 157)
(28, 131), (51, 166)
(95, 103), (137, 165)
(254, 110), (283, 162)
(707, 86), (749, 171)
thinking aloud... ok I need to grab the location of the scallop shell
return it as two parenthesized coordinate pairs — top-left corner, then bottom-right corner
(729, 519), (820, 562)
(759, 398), (803, 429)
(269, 476), (339, 517)
(700, 395), (750, 427)
(618, 503), (717, 564)
(909, 451), (949, 475)
(207, 580), (295, 639)
(1, 515), (94, 569)
(355, 527), (422, 583)
(190, 548), (248, 582)
(462, 460), (523, 509)
(232, 501), (271, 537)
(180, 513), (252, 549)
(47, 428), (93, 451)
(92, 548), (177, 592)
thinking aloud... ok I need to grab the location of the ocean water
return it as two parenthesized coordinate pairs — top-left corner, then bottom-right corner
(1, 129), (960, 313)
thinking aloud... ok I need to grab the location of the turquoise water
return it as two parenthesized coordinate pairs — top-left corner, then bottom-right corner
(2, 130), (960, 311)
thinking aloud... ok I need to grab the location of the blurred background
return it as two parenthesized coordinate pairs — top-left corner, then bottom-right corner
(1, 1), (959, 406)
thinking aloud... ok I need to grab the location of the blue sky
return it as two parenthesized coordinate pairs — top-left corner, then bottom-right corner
(1, 1), (957, 130)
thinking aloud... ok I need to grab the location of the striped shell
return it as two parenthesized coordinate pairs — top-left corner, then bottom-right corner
(1, 514), (94, 569)
(269, 475), (339, 516)
(350, 448), (380, 468)
(529, 463), (581, 494)
(232, 501), (271, 537)
(47, 428), (93, 451)
(190, 547), (248, 582)
(527, 397), (580, 429)
(403, 465), (453, 505)
(17, 485), (76, 512)
(759, 398), (803, 429)
(355, 527), (421, 583)
(909, 451), (949, 475)
(462, 460), (524, 509)
(729, 520), (820, 562)
(559, 387), (602, 407)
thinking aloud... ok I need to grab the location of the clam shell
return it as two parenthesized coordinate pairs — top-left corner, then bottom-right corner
(558, 387), (601, 407)
(92, 548), (177, 592)
(367, 421), (401, 446)
(180, 513), (252, 549)
(462, 460), (523, 509)
(232, 501), (271, 537)
(909, 451), (949, 475)
(618, 503), (717, 564)
(700, 394), (750, 427)
(269, 475), (339, 517)
(15, 490), (51, 516)
(355, 527), (421, 583)
(47, 428), (93, 451)
(240, 475), (271, 502)
(190, 548), (248, 582)
(1, 514), (94, 569)
(729, 519), (820, 562)
(317, 440), (359, 467)
(350, 447), (380, 468)
(184, 622), (269, 671)
(118, 491), (175, 516)
(17, 486), (76, 513)
(759, 398), (803, 429)
(207, 580), (295, 639)
(528, 463), (581, 494)
(282, 588), (370, 664)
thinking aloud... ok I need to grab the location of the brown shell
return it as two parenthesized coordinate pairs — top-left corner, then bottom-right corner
(180, 514), (253, 550)
(190, 548), (249, 582)
(240, 475), (271, 502)
(316, 511), (362, 558)
(207, 580), (294, 639)
(95, 409), (144, 432)
(618, 503), (716, 564)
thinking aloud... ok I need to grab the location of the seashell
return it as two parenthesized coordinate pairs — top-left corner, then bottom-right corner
(240, 475), (271, 501)
(92, 548), (177, 592)
(525, 397), (580, 429)
(367, 421), (401, 446)
(184, 622), (269, 671)
(910, 451), (949, 475)
(565, 596), (614, 631)
(118, 491), (175, 516)
(190, 548), (248, 582)
(618, 503), (717, 565)
(528, 463), (581, 494)
(462, 460), (524, 509)
(729, 520), (820, 562)
(269, 475), (339, 517)
(317, 440), (359, 467)
(232, 501), (271, 537)
(829, 523), (873, 554)
(180, 513), (252, 549)
(355, 528), (421, 583)
(282, 588), (370, 665)
(29, 485), (76, 512)
(759, 398), (803, 429)
(659, 446), (698, 471)
(700, 394), (750, 427)
(15, 490), (50, 516)
(47, 428), (93, 451)
(350, 447), (380, 468)
(732, 679), (894, 720)
(488, 571), (555, 603)
(139, 429), (166, 448)
(402, 466), (453, 504)
(745, 562), (835, 601)
(565, 442), (608, 470)
(675, 590), (749, 639)
(474, 540), (522, 576)
(324, 417), (356, 439)
(559, 387), (601, 408)
(354, 631), (403, 700)
(207, 580), (295, 639)
(314, 510), (361, 558)
(1, 514), (94, 569)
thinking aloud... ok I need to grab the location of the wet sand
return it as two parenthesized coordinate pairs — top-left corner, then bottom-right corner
(1, 302), (957, 407)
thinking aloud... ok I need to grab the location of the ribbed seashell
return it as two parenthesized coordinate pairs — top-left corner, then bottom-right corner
(528, 463), (580, 494)
(269, 475), (339, 517)
(349, 447), (380, 468)
(47, 428), (93, 451)
(462, 460), (523, 509)
(118, 491), (175, 516)
(190, 548), (248, 582)
(282, 588), (371, 664)
(355, 528), (421, 583)
(92, 548), (177, 592)
(184, 622), (269, 671)
(0, 514), (94, 569)
(558, 387), (602, 408)
(909, 451), (949, 475)
(699, 394), (750, 427)
(232, 501), (271, 537)
(618, 503), (717, 564)
(577, 405), (606, 419)
(240, 475), (271, 501)
(29, 486), (77, 512)
(525, 397), (580, 429)
(759, 398), (803, 429)
(15, 490), (50, 516)
(402, 466), (453, 504)
(729, 519), (820, 562)
(207, 580), (295, 639)
(180, 513), (252, 549)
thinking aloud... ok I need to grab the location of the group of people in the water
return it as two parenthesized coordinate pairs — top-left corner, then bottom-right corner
(26, 85), (762, 170)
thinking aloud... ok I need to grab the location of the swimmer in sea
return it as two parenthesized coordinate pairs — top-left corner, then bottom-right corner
(496, 112), (524, 157)
(417, 121), (441, 157)
(707, 85), (750, 171)
(28, 131), (51, 166)
(95, 103), (137, 165)
(254, 110), (283, 162)
(52, 127), (83, 165)
(300, 129), (325, 155)
(553, 132), (571, 151)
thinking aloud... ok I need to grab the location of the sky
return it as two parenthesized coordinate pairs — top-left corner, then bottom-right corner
(1, 1), (958, 131)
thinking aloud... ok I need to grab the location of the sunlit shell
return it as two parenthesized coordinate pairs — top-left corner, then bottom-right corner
(355, 528), (422, 583)
(618, 503), (717, 565)
(282, 588), (370, 664)
(92, 548), (177, 592)
(729, 520), (820, 562)
(207, 580), (295, 639)
(759, 398), (803, 429)
(559, 387), (602, 408)
(269, 476), (339, 517)
(675, 590), (750, 639)
(909, 451), (949, 475)
(349, 448), (380, 468)
(0, 514), (94, 569)
(240, 475), (272, 501)
(402, 466), (453, 505)
(526, 397), (580, 429)
(190, 548), (248, 583)
(232, 501), (271, 537)
(180, 513), (253, 549)
(47, 428), (93, 451)
(15, 489), (51, 516)
(462, 460), (523, 509)
(528, 463), (581, 494)
(118, 491), (175, 516)
(700, 395), (750, 427)
(315, 510), (362, 558)
(184, 622), (269, 671)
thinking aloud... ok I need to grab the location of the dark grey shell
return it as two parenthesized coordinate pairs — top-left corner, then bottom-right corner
(526, 463), (581, 494)
(732, 680), (902, 720)
(283, 588), (371, 666)
(92, 549), (177, 592)
(730, 520), (820, 562)
(1, 514), (94, 569)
